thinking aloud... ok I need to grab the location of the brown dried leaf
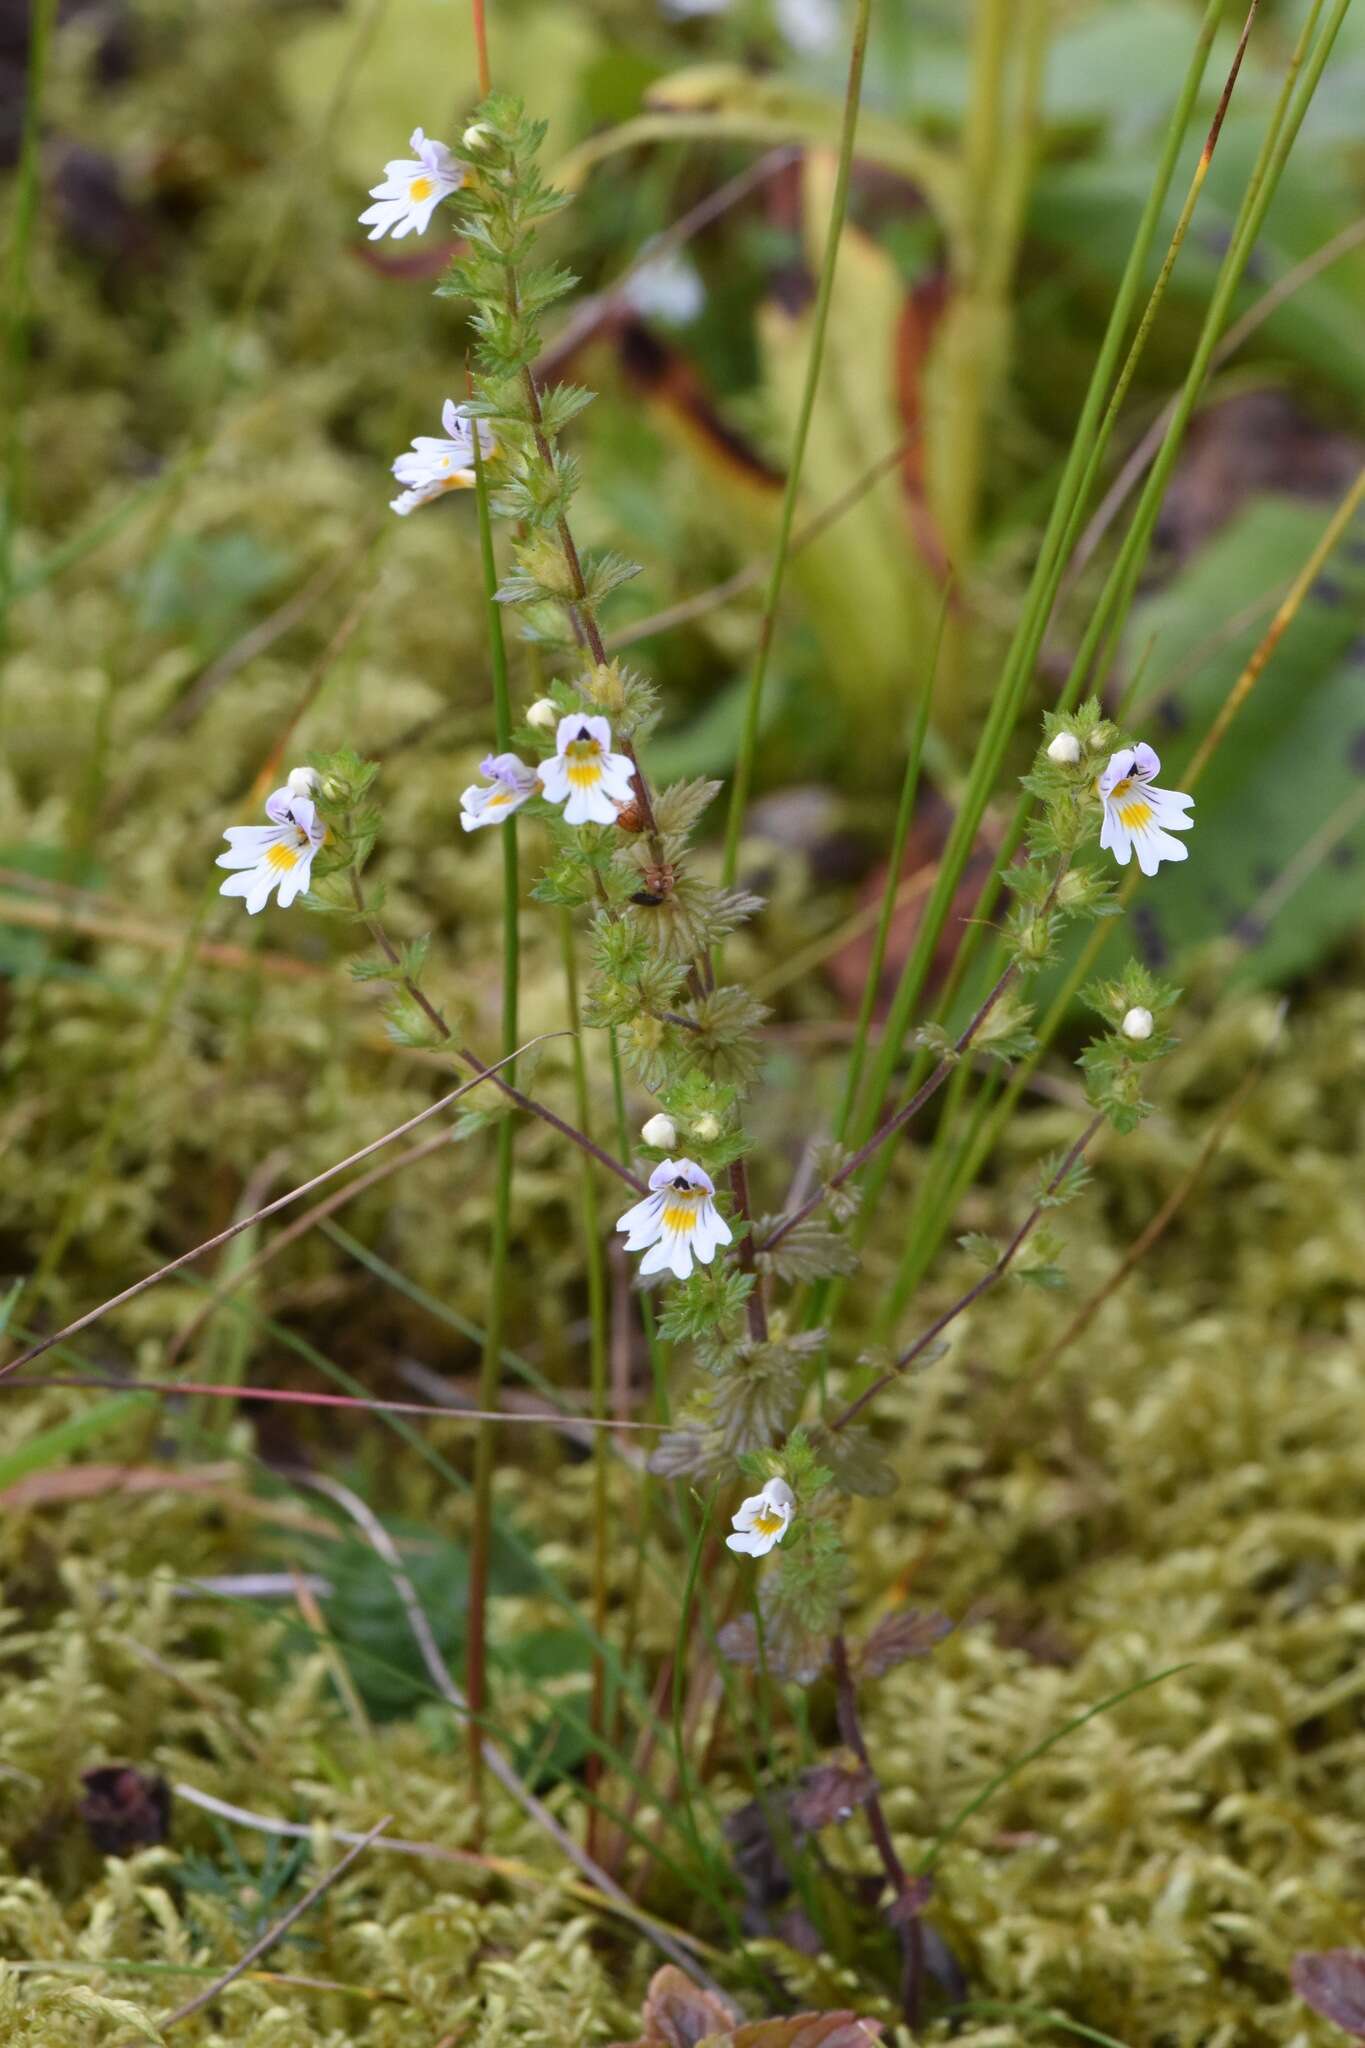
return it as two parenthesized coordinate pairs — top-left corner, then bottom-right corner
(885, 1874), (934, 1924)
(1292, 1952), (1365, 2037)
(857, 1607), (953, 1679)
(624, 1966), (738, 2048)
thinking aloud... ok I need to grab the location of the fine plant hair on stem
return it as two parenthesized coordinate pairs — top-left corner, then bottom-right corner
(0, 1035), (567, 1382)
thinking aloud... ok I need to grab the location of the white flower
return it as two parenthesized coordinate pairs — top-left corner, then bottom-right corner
(1097, 743), (1194, 877)
(390, 400), (497, 516)
(616, 1157), (733, 1281)
(462, 122), (491, 153)
(726, 1478), (795, 1558)
(537, 713), (636, 828)
(526, 697), (558, 732)
(359, 127), (466, 241)
(1047, 731), (1082, 765)
(1122, 1006), (1155, 1041)
(776, 0), (839, 54)
(691, 1112), (721, 1143)
(287, 764), (317, 797)
(623, 251), (705, 327)
(460, 752), (539, 832)
(217, 785), (326, 914)
(641, 1112), (677, 1150)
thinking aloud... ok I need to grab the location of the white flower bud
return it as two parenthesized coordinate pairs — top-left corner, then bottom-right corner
(1121, 1006), (1155, 1042)
(462, 122), (491, 153)
(692, 1112), (722, 1143)
(641, 1113), (677, 1150)
(526, 698), (558, 732)
(287, 765), (318, 796)
(1046, 731), (1082, 765)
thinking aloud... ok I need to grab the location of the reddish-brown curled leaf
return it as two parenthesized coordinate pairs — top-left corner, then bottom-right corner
(857, 1607), (954, 1678)
(789, 1760), (874, 1832)
(729, 2017), (882, 2048)
(617, 1966), (738, 2048)
(1292, 1952), (1365, 2037)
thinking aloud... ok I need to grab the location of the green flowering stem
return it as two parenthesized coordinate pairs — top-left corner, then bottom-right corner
(835, 589), (948, 1142)
(829, 1113), (1104, 1435)
(561, 909), (612, 1852)
(830, 1632), (923, 2023)
(468, 424), (520, 1823)
(720, 0), (873, 889)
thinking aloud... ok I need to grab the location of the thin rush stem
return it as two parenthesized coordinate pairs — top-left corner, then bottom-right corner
(0, 0), (59, 700)
(761, 955), (1023, 1256)
(719, 0), (873, 890)
(848, 0), (1226, 1152)
(830, 1115), (1104, 1434)
(906, 453), (1365, 1299)
(835, 589), (948, 1143)
(820, 0), (1303, 1323)
(468, 426), (521, 1821)
(0, 1037), (563, 1384)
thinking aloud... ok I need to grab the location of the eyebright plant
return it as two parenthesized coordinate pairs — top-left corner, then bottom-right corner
(208, 103), (1197, 1692)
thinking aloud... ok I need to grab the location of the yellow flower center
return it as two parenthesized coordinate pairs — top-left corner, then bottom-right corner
(753, 1509), (785, 1537)
(409, 175), (434, 201)
(566, 737), (604, 788)
(266, 841), (300, 871)
(661, 1201), (699, 1233)
(1118, 799), (1153, 830)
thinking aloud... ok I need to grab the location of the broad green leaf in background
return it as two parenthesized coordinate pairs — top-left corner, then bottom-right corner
(760, 152), (938, 761)
(280, 0), (599, 185)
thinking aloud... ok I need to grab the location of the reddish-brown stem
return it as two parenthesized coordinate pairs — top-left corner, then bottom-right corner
(830, 1632), (923, 2026)
(352, 885), (645, 1192)
(471, 0), (490, 95)
(831, 1113), (1105, 1433)
(727, 1156), (768, 1343)
(760, 962), (1020, 1254)
(761, 857), (1072, 1254)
